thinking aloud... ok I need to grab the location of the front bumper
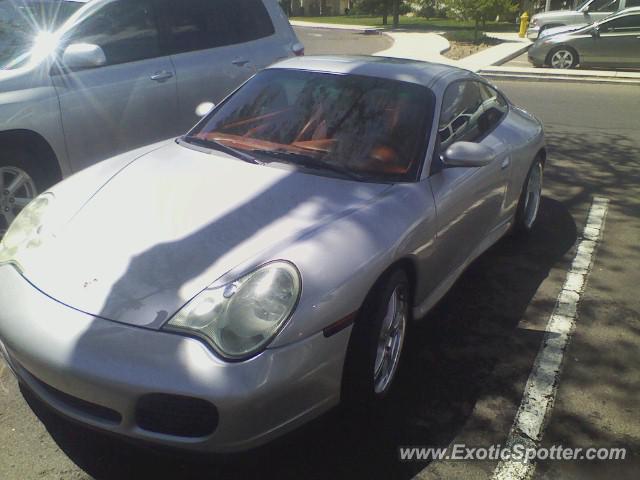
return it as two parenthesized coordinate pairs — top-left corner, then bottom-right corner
(0, 265), (348, 452)
(527, 43), (550, 67)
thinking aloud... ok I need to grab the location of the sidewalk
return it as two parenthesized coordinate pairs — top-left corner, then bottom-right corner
(291, 19), (530, 72)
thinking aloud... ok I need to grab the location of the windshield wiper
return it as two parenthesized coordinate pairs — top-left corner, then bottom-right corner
(251, 150), (365, 182)
(180, 135), (263, 165)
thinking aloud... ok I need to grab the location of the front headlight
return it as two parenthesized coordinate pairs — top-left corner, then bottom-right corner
(165, 261), (301, 360)
(0, 193), (55, 267)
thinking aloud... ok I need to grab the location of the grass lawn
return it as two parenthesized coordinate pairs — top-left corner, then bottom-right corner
(291, 15), (517, 33)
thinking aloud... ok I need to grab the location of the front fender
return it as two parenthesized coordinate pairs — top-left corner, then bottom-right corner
(0, 64), (69, 175)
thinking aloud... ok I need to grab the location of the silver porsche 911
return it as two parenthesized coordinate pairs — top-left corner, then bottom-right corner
(0, 56), (545, 452)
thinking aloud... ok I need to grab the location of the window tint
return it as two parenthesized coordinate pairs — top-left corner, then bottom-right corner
(438, 81), (485, 149)
(68, 0), (160, 66)
(478, 83), (509, 132)
(189, 69), (435, 182)
(602, 14), (640, 31)
(0, 0), (83, 70)
(166, 0), (275, 54)
(589, 0), (619, 12)
(626, 0), (640, 6)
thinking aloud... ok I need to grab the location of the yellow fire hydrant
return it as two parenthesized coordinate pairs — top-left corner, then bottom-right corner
(519, 12), (529, 38)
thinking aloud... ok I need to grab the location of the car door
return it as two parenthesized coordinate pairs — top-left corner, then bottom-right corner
(428, 80), (511, 282)
(591, 12), (640, 66)
(160, 0), (277, 133)
(51, 0), (178, 172)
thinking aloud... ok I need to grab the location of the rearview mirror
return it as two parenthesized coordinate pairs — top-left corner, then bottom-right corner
(195, 102), (216, 117)
(62, 43), (107, 70)
(442, 142), (496, 168)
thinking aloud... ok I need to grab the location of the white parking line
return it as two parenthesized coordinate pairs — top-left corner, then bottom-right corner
(493, 197), (609, 480)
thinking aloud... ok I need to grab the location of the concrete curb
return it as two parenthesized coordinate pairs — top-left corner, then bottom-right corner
(290, 20), (379, 32)
(480, 65), (640, 85)
(460, 42), (531, 73)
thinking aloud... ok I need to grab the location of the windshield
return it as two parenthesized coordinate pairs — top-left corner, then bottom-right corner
(576, 0), (591, 10)
(187, 69), (435, 182)
(0, 0), (83, 70)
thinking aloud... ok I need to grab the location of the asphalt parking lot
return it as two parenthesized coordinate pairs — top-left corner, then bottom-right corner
(1, 31), (639, 480)
(293, 26), (392, 55)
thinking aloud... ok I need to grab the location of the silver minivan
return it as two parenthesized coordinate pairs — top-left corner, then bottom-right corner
(0, 0), (302, 235)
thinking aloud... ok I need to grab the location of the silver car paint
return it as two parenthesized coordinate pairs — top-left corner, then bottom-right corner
(0, 265), (349, 452)
(526, 0), (630, 39)
(0, 57), (546, 451)
(528, 8), (640, 67)
(0, 0), (299, 177)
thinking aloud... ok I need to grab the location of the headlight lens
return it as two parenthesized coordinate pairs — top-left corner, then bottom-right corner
(166, 261), (301, 360)
(0, 193), (55, 266)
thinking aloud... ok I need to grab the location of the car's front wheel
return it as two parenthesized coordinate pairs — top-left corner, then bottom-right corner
(514, 157), (544, 234)
(342, 269), (410, 408)
(0, 150), (42, 237)
(548, 47), (578, 69)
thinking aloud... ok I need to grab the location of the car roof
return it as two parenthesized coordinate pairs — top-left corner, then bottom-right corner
(268, 55), (476, 90)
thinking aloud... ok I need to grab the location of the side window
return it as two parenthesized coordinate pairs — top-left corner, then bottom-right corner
(166, 0), (275, 55)
(438, 81), (485, 150)
(478, 83), (509, 133)
(601, 14), (640, 32)
(68, 0), (160, 66)
(589, 0), (620, 12)
(627, 0), (640, 6)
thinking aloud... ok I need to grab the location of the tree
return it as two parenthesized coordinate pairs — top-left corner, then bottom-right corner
(353, 0), (408, 27)
(443, 0), (517, 42)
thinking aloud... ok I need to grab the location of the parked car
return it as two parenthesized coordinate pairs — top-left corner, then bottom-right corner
(0, 56), (546, 452)
(528, 7), (640, 69)
(0, 0), (303, 236)
(527, 0), (640, 39)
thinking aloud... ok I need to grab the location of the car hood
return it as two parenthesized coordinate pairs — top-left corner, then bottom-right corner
(532, 10), (581, 22)
(22, 142), (391, 329)
(539, 23), (588, 38)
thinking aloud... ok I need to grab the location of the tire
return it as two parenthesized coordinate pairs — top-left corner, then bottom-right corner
(547, 46), (578, 69)
(0, 147), (51, 236)
(513, 157), (544, 234)
(342, 269), (410, 408)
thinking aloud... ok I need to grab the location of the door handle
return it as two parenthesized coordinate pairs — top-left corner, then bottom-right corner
(150, 71), (174, 82)
(501, 157), (511, 170)
(232, 59), (250, 67)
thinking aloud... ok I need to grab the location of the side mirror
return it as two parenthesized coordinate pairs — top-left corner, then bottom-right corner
(591, 26), (600, 37)
(195, 102), (216, 117)
(582, 4), (590, 13)
(442, 141), (496, 168)
(62, 43), (106, 70)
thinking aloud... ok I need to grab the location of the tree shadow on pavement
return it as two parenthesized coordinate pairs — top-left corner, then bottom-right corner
(21, 197), (577, 480)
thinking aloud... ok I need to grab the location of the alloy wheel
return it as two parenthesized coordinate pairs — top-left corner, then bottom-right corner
(550, 49), (575, 69)
(0, 166), (37, 237)
(523, 162), (543, 230)
(373, 286), (408, 395)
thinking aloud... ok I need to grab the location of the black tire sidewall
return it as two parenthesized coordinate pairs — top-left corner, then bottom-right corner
(342, 269), (410, 408)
